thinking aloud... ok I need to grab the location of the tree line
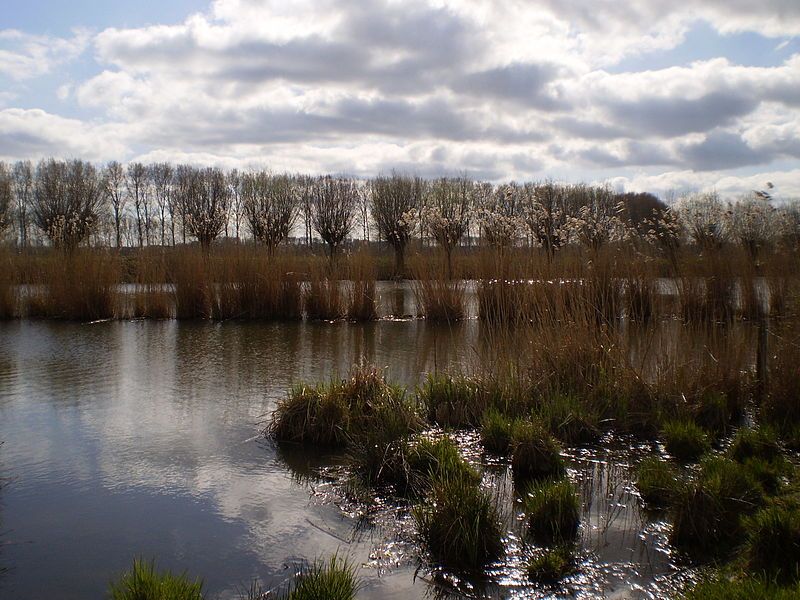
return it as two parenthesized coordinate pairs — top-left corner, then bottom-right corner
(0, 158), (797, 274)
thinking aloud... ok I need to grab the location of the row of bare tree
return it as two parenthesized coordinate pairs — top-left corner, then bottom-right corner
(1, 159), (797, 274)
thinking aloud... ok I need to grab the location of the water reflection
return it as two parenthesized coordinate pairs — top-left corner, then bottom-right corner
(0, 317), (756, 599)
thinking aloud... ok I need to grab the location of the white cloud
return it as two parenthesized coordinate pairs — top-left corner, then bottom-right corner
(0, 29), (89, 80)
(0, 0), (798, 194)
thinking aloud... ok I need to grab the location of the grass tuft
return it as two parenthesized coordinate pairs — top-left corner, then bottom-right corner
(524, 478), (581, 544)
(481, 409), (517, 455)
(412, 470), (504, 571)
(278, 554), (359, 600)
(526, 545), (575, 584)
(670, 456), (764, 557)
(662, 420), (711, 463)
(635, 456), (680, 509)
(511, 420), (565, 483)
(744, 502), (800, 583)
(109, 559), (203, 600)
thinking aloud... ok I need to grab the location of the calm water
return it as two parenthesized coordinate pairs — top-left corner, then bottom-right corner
(0, 315), (716, 599)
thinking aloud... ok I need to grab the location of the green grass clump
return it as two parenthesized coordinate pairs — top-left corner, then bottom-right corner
(370, 435), (480, 497)
(728, 427), (791, 494)
(418, 373), (483, 428)
(680, 573), (800, 599)
(413, 472), (504, 571)
(693, 391), (740, 438)
(670, 456), (764, 557)
(403, 436), (479, 495)
(535, 393), (600, 445)
(524, 479), (581, 544)
(635, 456), (680, 509)
(744, 503), (800, 583)
(268, 366), (421, 448)
(662, 420), (711, 463)
(109, 559), (203, 600)
(481, 409), (516, 455)
(279, 555), (359, 600)
(511, 421), (565, 482)
(729, 427), (783, 463)
(526, 545), (575, 584)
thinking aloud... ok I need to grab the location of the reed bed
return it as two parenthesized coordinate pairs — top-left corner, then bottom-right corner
(25, 250), (120, 320)
(132, 248), (171, 319)
(169, 249), (211, 320)
(345, 249), (377, 321)
(410, 253), (465, 322)
(0, 249), (16, 319)
(1, 243), (797, 324)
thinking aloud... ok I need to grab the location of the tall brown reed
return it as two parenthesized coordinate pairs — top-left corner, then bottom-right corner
(410, 253), (465, 322)
(169, 248), (211, 320)
(210, 248), (303, 320)
(26, 250), (120, 321)
(132, 248), (171, 319)
(304, 260), (344, 320)
(0, 248), (17, 319)
(346, 249), (378, 321)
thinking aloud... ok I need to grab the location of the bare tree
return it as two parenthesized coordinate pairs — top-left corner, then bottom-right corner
(422, 177), (473, 278)
(310, 176), (358, 260)
(370, 173), (423, 276)
(0, 162), (13, 239)
(31, 159), (104, 250)
(298, 175), (314, 246)
(126, 163), (149, 247)
(242, 172), (298, 254)
(227, 169), (243, 240)
(12, 161), (33, 247)
(102, 161), (127, 248)
(150, 163), (173, 246)
(179, 167), (229, 250)
(357, 182), (370, 241)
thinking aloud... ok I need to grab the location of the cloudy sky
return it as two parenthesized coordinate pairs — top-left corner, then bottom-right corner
(1, 0), (799, 197)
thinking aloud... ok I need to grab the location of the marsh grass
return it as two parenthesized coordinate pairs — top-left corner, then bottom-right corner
(744, 502), (800, 583)
(511, 421), (565, 483)
(670, 456), (765, 557)
(680, 573), (800, 600)
(209, 250), (303, 321)
(170, 249), (211, 320)
(268, 366), (421, 448)
(346, 250), (378, 321)
(27, 250), (120, 320)
(762, 324), (800, 447)
(524, 478), (581, 544)
(534, 392), (601, 445)
(481, 409), (517, 455)
(132, 249), (171, 319)
(277, 554), (359, 600)
(412, 470), (504, 571)
(410, 254), (465, 322)
(526, 545), (575, 584)
(304, 262), (345, 321)
(418, 373), (484, 428)
(662, 420), (711, 463)
(635, 456), (680, 509)
(0, 249), (17, 318)
(109, 559), (203, 600)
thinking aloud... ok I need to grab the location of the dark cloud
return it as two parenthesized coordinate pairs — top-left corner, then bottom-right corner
(452, 62), (563, 109)
(678, 130), (771, 170)
(604, 90), (759, 137)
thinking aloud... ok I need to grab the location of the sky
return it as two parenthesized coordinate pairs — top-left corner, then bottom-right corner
(1, 0), (799, 198)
